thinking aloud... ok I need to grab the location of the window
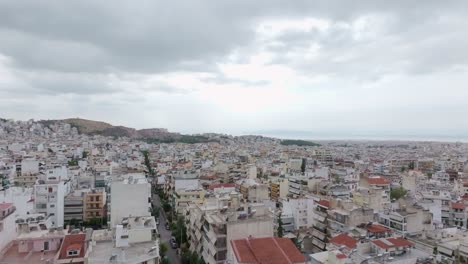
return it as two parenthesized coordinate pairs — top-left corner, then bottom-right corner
(48, 187), (53, 193)
(67, 250), (80, 256)
(50, 204), (55, 208)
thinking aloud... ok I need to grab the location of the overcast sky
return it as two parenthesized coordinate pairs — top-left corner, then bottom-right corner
(1, 1), (468, 138)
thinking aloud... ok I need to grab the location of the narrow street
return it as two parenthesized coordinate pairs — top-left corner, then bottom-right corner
(153, 192), (181, 264)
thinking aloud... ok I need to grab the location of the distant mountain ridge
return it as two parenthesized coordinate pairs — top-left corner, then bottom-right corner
(39, 118), (179, 139)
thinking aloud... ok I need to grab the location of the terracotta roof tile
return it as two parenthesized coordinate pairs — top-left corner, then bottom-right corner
(58, 233), (86, 260)
(231, 237), (306, 264)
(329, 233), (358, 249)
(371, 237), (413, 249)
(317, 199), (330, 208)
(367, 224), (390, 233)
(367, 177), (390, 185)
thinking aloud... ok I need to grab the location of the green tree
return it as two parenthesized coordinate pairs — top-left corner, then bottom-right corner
(277, 216), (284, 238)
(142, 150), (155, 177)
(301, 158), (306, 173)
(152, 207), (160, 218)
(161, 257), (170, 264)
(160, 243), (168, 257)
(171, 216), (188, 245)
(390, 187), (407, 200)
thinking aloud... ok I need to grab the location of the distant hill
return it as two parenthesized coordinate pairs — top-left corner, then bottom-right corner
(39, 118), (217, 144)
(63, 118), (114, 134)
(281, 139), (321, 146)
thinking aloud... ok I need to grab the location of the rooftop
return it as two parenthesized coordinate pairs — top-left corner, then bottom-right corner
(58, 233), (86, 260)
(87, 239), (159, 264)
(371, 237), (413, 249)
(329, 233), (358, 249)
(230, 236), (306, 264)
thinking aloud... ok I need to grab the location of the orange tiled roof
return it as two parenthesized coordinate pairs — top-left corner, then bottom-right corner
(230, 237), (306, 264)
(367, 177), (390, 185)
(371, 237), (413, 249)
(329, 233), (358, 249)
(58, 234), (86, 260)
(367, 224), (390, 233)
(317, 199), (330, 208)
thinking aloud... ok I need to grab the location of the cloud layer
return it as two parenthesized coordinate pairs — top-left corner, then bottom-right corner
(1, 0), (468, 138)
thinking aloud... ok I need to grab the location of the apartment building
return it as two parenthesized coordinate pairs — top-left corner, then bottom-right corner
(228, 237), (306, 264)
(378, 205), (433, 237)
(173, 178), (205, 214)
(282, 197), (315, 230)
(312, 199), (330, 252)
(109, 173), (151, 227)
(327, 202), (374, 237)
(0, 203), (16, 253)
(288, 175), (309, 197)
(64, 192), (84, 223)
(87, 217), (160, 264)
(84, 189), (106, 221)
(238, 179), (269, 202)
(1, 213), (63, 264)
(269, 177), (288, 200)
(187, 192), (274, 264)
(14, 158), (40, 187)
(34, 180), (67, 227)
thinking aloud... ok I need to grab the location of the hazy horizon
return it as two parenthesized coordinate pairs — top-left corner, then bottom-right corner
(1, 1), (468, 136)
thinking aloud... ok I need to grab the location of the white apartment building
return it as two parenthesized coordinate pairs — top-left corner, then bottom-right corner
(187, 192), (274, 264)
(34, 181), (67, 227)
(0, 203), (16, 253)
(109, 173), (152, 227)
(282, 197), (315, 230)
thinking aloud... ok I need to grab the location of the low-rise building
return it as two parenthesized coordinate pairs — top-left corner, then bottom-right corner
(228, 236), (306, 264)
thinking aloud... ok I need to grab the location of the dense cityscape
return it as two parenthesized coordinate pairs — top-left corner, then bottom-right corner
(0, 118), (467, 264)
(2, 1), (468, 264)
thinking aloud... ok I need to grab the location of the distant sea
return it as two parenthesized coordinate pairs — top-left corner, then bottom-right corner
(252, 130), (468, 143)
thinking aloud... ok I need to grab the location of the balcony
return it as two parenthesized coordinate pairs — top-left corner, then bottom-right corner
(312, 229), (326, 240)
(312, 238), (326, 250)
(65, 207), (83, 213)
(314, 208), (328, 218)
(313, 222), (327, 233)
(453, 212), (465, 219)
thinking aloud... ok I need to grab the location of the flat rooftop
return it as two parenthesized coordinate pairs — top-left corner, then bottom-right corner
(0, 244), (57, 264)
(87, 240), (160, 264)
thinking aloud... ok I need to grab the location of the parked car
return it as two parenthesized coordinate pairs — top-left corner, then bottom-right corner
(165, 223), (170, 230)
(170, 240), (178, 249)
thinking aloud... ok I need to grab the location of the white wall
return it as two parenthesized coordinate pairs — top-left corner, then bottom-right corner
(111, 182), (151, 227)
(0, 211), (16, 252)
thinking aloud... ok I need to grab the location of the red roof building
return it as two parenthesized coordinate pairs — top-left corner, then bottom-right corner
(56, 233), (87, 264)
(230, 237), (306, 264)
(371, 237), (413, 254)
(329, 233), (358, 250)
(367, 177), (390, 185)
(317, 199), (330, 208)
(367, 224), (391, 239)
